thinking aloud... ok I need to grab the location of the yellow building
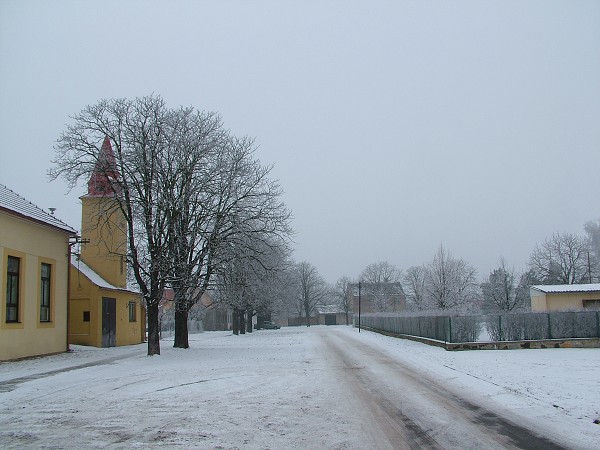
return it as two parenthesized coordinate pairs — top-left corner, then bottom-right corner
(530, 284), (600, 311)
(0, 183), (76, 361)
(69, 136), (145, 347)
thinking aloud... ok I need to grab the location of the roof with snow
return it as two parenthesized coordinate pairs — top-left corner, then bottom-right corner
(347, 282), (405, 297)
(0, 183), (76, 234)
(316, 304), (345, 314)
(530, 284), (600, 294)
(72, 259), (140, 294)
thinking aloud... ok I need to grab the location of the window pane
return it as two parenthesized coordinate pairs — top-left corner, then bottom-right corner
(8, 256), (19, 273)
(6, 256), (20, 322)
(129, 302), (136, 322)
(40, 263), (51, 321)
(8, 276), (18, 303)
(6, 306), (17, 322)
(41, 263), (50, 278)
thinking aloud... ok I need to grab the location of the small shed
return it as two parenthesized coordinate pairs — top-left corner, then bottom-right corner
(530, 284), (600, 311)
(316, 305), (349, 325)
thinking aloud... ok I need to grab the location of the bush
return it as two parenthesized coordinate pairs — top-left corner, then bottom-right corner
(450, 316), (481, 342)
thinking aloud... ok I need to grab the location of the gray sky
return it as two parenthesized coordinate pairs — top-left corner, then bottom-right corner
(1, 0), (599, 284)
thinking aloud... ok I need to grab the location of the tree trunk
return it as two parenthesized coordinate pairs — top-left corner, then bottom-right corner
(304, 302), (311, 327)
(146, 301), (161, 355)
(240, 309), (246, 334)
(173, 308), (189, 348)
(246, 310), (253, 333)
(233, 308), (240, 335)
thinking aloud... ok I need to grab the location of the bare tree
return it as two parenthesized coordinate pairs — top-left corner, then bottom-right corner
(50, 95), (292, 353)
(159, 107), (292, 348)
(425, 245), (479, 311)
(163, 107), (227, 347)
(528, 232), (593, 284)
(333, 277), (353, 325)
(481, 259), (527, 312)
(584, 219), (600, 282)
(360, 261), (402, 283)
(295, 261), (328, 326)
(360, 261), (405, 312)
(403, 265), (428, 310)
(50, 95), (175, 356)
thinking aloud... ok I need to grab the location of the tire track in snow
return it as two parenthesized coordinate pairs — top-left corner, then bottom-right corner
(317, 328), (568, 450)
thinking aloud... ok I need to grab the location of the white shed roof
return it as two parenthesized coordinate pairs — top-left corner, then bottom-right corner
(530, 284), (600, 294)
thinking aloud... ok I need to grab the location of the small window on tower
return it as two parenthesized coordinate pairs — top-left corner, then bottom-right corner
(128, 301), (136, 322)
(83, 311), (90, 322)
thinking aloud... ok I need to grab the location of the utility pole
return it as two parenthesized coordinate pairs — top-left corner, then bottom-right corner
(358, 281), (361, 333)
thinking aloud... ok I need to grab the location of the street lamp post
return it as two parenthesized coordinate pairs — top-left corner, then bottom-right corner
(358, 281), (361, 333)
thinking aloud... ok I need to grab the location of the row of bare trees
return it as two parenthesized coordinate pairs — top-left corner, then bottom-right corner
(334, 222), (600, 316)
(50, 95), (292, 355)
(259, 219), (600, 325)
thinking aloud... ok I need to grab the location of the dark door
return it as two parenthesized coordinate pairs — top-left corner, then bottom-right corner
(102, 297), (116, 347)
(324, 314), (337, 325)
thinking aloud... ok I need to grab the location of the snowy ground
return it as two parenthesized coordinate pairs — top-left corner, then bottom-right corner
(0, 326), (598, 449)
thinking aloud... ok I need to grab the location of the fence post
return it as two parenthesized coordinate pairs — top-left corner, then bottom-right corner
(596, 311), (600, 338)
(447, 316), (452, 343)
(547, 313), (552, 339)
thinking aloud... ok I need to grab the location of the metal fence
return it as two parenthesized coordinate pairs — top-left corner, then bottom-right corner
(359, 311), (600, 343)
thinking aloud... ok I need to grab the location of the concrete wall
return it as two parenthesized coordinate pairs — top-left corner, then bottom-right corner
(0, 213), (71, 360)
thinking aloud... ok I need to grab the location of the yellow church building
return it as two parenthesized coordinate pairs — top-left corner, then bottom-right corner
(1, 183), (76, 361)
(69, 136), (145, 347)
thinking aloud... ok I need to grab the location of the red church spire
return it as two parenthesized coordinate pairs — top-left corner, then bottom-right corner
(86, 136), (121, 197)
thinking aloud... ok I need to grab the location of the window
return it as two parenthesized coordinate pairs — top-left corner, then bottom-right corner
(83, 311), (90, 322)
(583, 299), (600, 310)
(40, 263), (51, 322)
(128, 301), (136, 322)
(6, 256), (20, 322)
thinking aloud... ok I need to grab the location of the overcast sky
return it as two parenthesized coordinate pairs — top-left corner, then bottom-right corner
(1, 0), (599, 284)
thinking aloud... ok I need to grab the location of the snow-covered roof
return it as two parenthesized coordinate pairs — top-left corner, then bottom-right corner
(316, 304), (344, 315)
(347, 282), (405, 297)
(0, 183), (76, 234)
(72, 259), (140, 294)
(530, 283), (600, 294)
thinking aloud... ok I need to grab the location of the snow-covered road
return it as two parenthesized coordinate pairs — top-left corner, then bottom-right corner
(318, 328), (566, 449)
(0, 326), (598, 449)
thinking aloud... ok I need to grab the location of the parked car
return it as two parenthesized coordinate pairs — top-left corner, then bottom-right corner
(255, 320), (280, 330)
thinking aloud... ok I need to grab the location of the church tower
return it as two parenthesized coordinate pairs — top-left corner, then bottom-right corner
(79, 136), (127, 288)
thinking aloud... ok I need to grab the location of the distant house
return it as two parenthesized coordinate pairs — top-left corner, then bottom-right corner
(69, 137), (145, 347)
(0, 183), (76, 361)
(346, 282), (406, 315)
(530, 284), (600, 311)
